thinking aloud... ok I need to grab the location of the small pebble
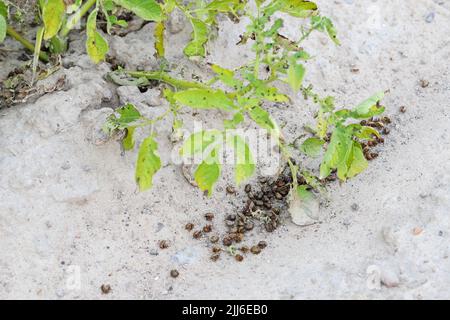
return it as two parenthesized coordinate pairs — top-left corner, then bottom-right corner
(351, 203), (359, 211)
(245, 184), (252, 193)
(209, 235), (219, 243)
(235, 254), (244, 262)
(399, 106), (407, 113)
(425, 12), (435, 23)
(381, 269), (400, 288)
(420, 79), (429, 88)
(170, 269), (179, 278)
(413, 227), (423, 235)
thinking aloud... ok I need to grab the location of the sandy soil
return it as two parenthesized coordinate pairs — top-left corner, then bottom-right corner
(0, 0), (449, 299)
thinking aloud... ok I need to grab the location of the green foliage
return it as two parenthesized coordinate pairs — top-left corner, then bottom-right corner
(0, 14), (6, 43)
(103, 0), (387, 195)
(300, 138), (324, 158)
(0, 0), (8, 43)
(0, 0), (386, 196)
(136, 135), (161, 191)
(42, 0), (65, 40)
(86, 8), (109, 63)
(113, 0), (162, 21)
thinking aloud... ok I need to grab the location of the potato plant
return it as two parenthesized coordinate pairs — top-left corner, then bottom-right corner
(103, 0), (387, 201)
(0, 0), (387, 206)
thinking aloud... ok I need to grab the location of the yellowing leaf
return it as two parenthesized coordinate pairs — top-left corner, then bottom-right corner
(211, 64), (243, 89)
(42, 0), (65, 40)
(113, 0), (162, 21)
(173, 88), (236, 111)
(154, 21), (165, 58)
(287, 62), (305, 93)
(227, 134), (255, 185)
(223, 112), (244, 129)
(180, 130), (222, 157)
(194, 153), (221, 196)
(86, 9), (109, 63)
(184, 18), (208, 57)
(123, 127), (136, 150)
(248, 105), (280, 137)
(279, 0), (318, 18)
(253, 81), (289, 102)
(136, 136), (161, 191)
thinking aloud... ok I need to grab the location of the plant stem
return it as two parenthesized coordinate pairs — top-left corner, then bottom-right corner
(60, 0), (97, 37)
(6, 26), (49, 62)
(127, 71), (210, 90)
(279, 142), (298, 188)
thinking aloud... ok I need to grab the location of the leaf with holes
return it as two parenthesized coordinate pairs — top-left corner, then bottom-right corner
(173, 88), (236, 111)
(184, 18), (208, 57)
(86, 9), (109, 63)
(136, 136), (161, 191)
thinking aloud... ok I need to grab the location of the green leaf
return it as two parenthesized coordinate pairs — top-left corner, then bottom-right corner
(312, 16), (339, 44)
(103, 104), (142, 150)
(86, 9), (109, 63)
(346, 141), (368, 178)
(154, 21), (165, 58)
(136, 136), (161, 191)
(253, 81), (289, 102)
(0, 15), (6, 43)
(173, 88), (236, 111)
(195, 159), (220, 196)
(104, 103), (141, 133)
(296, 185), (313, 200)
(248, 105), (280, 137)
(113, 0), (162, 21)
(319, 126), (352, 179)
(353, 125), (380, 140)
(287, 62), (305, 93)
(279, 0), (318, 18)
(184, 18), (208, 57)
(42, 0), (65, 40)
(123, 127), (136, 150)
(0, 1), (8, 18)
(224, 112), (244, 129)
(180, 130), (222, 157)
(205, 0), (242, 12)
(320, 126), (370, 180)
(227, 134), (255, 185)
(300, 137), (324, 157)
(211, 64), (243, 90)
(352, 91), (385, 117)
